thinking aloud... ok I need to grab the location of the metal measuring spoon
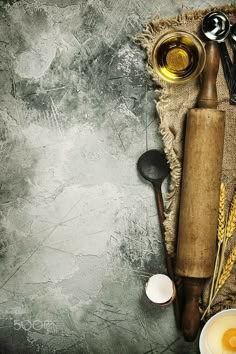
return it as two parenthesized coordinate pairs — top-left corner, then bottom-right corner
(229, 23), (236, 62)
(202, 11), (230, 42)
(229, 23), (236, 104)
(202, 11), (233, 101)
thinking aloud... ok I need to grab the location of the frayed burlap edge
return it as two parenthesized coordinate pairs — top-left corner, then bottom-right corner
(134, 4), (236, 318)
(135, 4), (236, 54)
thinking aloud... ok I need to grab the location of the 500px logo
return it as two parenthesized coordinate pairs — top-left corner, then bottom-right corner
(13, 320), (64, 335)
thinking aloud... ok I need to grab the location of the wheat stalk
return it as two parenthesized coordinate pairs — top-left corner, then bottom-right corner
(202, 246), (236, 319)
(218, 183), (226, 243)
(203, 189), (236, 319)
(215, 191), (236, 291)
(218, 246), (236, 287)
(208, 183), (225, 305)
(226, 194), (236, 240)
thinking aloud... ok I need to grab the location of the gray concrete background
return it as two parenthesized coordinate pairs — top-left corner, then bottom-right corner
(0, 0), (230, 353)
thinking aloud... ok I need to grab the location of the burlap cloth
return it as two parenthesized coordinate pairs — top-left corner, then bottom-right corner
(136, 4), (236, 318)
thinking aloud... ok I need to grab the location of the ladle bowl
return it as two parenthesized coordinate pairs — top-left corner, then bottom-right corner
(137, 149), (169, 187)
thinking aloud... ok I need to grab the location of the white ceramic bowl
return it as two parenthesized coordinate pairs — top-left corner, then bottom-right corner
(199, 309), (236, 354)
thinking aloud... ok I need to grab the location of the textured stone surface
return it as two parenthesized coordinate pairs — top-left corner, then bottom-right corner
(0, 0), (229, 352)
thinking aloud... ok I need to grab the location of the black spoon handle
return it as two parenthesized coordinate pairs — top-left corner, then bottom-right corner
(155, 186), (165, 224)
(226, 32), (236, 104)
(230, 66), (236, 105)
(153, 183), (182, 328)
(218, 41), (232, 92)
(229, 33), (236, 64)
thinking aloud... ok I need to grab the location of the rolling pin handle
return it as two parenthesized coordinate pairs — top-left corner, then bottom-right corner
(198, 41), (220, 109)
(182, 277), (205, 341)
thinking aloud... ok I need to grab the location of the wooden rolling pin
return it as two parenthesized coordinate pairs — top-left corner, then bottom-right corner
(175, 41), (225, 341)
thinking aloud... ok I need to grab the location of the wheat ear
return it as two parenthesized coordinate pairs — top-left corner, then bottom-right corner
(202, 246), (236, 319)
(226, 193), (236, 240)
(215, 192), (236, 289)
(208, 183), (225, 305)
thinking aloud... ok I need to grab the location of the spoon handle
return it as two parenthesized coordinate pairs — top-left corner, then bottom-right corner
(229, 34), (236, 64)
(155, 187), (165, 224)
(229, 65), (236, 105)
(219, 42), (232, 91)
(154, 185), (182, 328)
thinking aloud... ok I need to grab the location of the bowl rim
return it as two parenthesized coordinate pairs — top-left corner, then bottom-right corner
(151, 30), (206, 84)
(199, 308), (236, 354)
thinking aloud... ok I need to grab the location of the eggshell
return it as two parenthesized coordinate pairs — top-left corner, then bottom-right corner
(145, 274), (175, 304)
